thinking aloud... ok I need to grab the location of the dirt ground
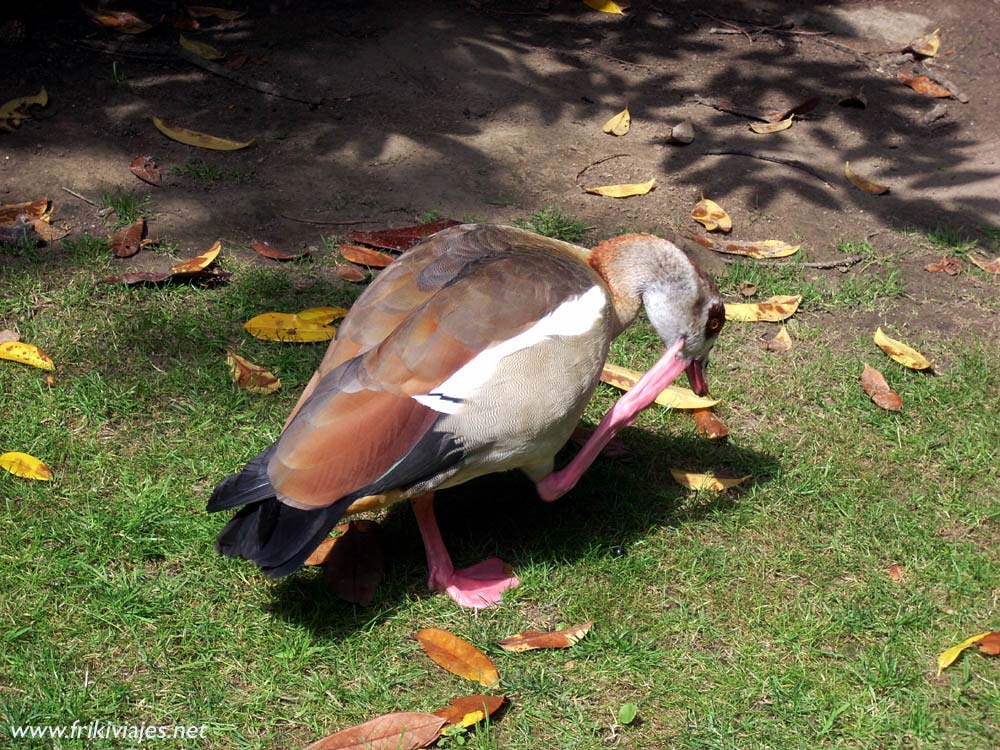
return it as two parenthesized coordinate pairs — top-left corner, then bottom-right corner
(2, 0), (998, 334)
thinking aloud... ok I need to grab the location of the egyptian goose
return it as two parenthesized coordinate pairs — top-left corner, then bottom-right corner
(209, 224), (725, 608)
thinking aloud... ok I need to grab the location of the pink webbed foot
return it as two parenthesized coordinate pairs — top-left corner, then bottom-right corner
(432, 557), (520, 610)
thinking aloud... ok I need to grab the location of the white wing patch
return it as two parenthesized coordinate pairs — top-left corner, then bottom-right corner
(413, 286), (607, 415)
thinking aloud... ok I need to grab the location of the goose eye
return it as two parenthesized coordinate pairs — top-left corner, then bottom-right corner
(707, 318), (722, 333)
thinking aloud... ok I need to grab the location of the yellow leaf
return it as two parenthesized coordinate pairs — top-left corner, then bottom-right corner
(750, 116), (793, 134)
(937, 631), (991, 676)
(584, 178), (655, 198)
(602, 107), (630, 136)
(152, 116), (255, 151)
(907, 27), (941, 58)
(0, 197), (50, 225)
(845, 161), (889, 195)
(296, 307), (349, 325)
(725, 295), (801, 322)
(967, 253), (1000, 274)
(186, 6), (248, 20)
(0, 87), (48, 129)
(704, 238), (800, 258)
(601, 363), (719, 409)
(0, 341), (54, 370)
(0, 451), (54, 481)
(691, 198), (732, 232)
(179, 34), (226, 61)
(873, 327), (934, 370)
(764, 325), (793, 352)
(171, 240), (222, 274)
(670, 469), (749, 492)
(226, 351), (281, 394)
(244, 312), (337, 342)
(583, 0), (625, 13)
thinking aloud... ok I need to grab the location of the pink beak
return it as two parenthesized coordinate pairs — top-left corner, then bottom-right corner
(685, 359), (708, 396)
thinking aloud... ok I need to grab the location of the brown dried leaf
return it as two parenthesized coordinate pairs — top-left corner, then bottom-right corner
(171, 240), (221, 274)
(84, 7), (153, 33)
(739, 282), (758, 298)
(771, 96), (821, 121)
(691, 408), (729, 440)
(111, 217), (146, 258)
(897, 71), (952, 98)
(226, 351), (281, 394)
(304, 712), (446, 750)
(334, 263), (368, 282)
(968, 253), (1000, 274)
(887, 563), (904, 582)
(861, 363), (902, 411)
(763, 325), (793, 352)
(845, 162), (890, 194)
(129, 155), (161, 186)
(251, 239), (309, 261)
(434, 695), (506, 728)
(349, 218), (461, 251)
(978, 632), (1000, 656)
(323, 520), (384, 606)
(414, 628), (499, 687)
(0, 197), (50, 225)
(303, 524), (350, 566)
(498, 622), (593, 653)
(339, 244), (395, 268)
(29, 219), (70, 242)
(691, 198), (732, 232)
(924, 257), (961, 275)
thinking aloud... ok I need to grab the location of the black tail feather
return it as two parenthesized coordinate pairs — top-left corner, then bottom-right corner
(207, 445), (277, 513)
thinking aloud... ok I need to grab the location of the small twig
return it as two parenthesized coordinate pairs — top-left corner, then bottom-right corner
(61, 186), (101, 207)
(702, 150), (837, 189)
(570, 48), (660, 71)
(279, 214), (373, 226)
(177, 50), (324, 106)
(575, 153), (633, 186)
(721, 254), (866, 269)
(917, 62), (970, 103)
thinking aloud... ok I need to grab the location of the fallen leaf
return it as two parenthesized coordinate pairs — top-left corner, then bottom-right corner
(725, 295), (801, 322)
(226, 351), (281, 394)
(244, 311), (338, 342)
(186, 6), (247, 20)
(763, 325), (793, 352)
(171, 240), (221, 274)
(845, 162), (890, 194)
(349, 219), (461, 251)
(771, 96), (821, 121)
(414, 628), (499, 687)
(111, 217), (146, 258)
(668, 119), (695, 144)
(339, 244), (395, 268)
(937, 631), (993, 676)
(251, 239), (309, 261)
(750, 116), (793, 134)
(967, 253), (1000, 274)
(693, 235), (799, 258)
(0, 451), (53, 480)
(499, 621), (593, 653)
(887, 563), (904, 582)
(670, 469), (749, 492)
(334, 263), (367, 282)
(978, 632), (1000, 656)
(303, 524), (350, 565)
(924, 257), (961, 275)
(179, 33), (225, 60)
(602, 107), (630, 136)
(152, 116), (255, 150)
(618, 703), (639, 726)
(0, 87), (48, 131)
(583, 0), (626, 13)
(874, 327), (934, 370)
(897, 71), (951, 98)
(434, 695), (506, 728)
(29, 219), (70, 242)
(906, 27), (941, 58)
(129, 155), (161, 186)
(601, 363), (719, 409)
(0, 197), (50, 225)
(584, 179), (656, 198)
(304, 712), (446, 750)
(691, 198), (732, 232)
(0, 341), (54, 370)
(739, 282), (758, 298)
(861, 363), (903, 411)
(296, 307), (349, 325)
(324, 520), (384, 606)
(83, 7), (153, 33)
(0, 330), (19, 345)
(571, 426), (631, 458)
(691, 408), (729, 439)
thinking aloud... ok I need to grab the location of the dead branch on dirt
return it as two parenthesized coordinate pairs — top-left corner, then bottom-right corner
(177, 50), (324, 107)
(720, 254), (866, 269)
(279, 214), (373, 226)
(60, 186), (101, 208)
(916, 63), (970, 103)
(575, 154), (633, 186)
(701, 150), (837, 189)
(567, 49), (661, 71)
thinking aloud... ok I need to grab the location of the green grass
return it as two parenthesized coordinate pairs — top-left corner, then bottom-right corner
(100, 189), (150, 229)
(171, 158), (256, 184)
(515, 207), (594, 243)
(1, 223), (998, 749)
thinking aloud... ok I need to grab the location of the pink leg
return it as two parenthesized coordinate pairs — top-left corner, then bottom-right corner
(411, 493), (519, 609)
(536, 338), (690, 501)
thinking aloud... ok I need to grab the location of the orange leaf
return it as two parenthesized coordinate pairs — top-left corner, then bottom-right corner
(691, 198), (732, 232)
(304, 712), (446, 750)
(887, 563), (904, 582)
(172, 240), (221, 274)
(845, 162), (890, 194)
(968, 254), (1000, 274)
(925, 257), (961, 275)
(0, 197), (50, 225)
(433, 695), (506, 728)
(763, 325), (793, 352)
(251, 239), (309, 261)
(129, 155), (161, 186)
(861, 364), (902, 412)
(897, 71), (951, 98)
(691, 408), (729, 440)
(334, 263), (367, 282)
(303, 523), (350, 565)
(226, 351), (281, 394)
(498, 621), (593, 653)
(111, 217), (146, 258)
(323, 520), (384, 606)
(978, 632), (1000, 656)
(349, 219), (460, 251)
(339, 244), (395, 268)
(414, 628), (499, 687)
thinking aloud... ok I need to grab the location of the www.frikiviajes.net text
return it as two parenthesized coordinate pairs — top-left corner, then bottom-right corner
(8, 721), (208, 741)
